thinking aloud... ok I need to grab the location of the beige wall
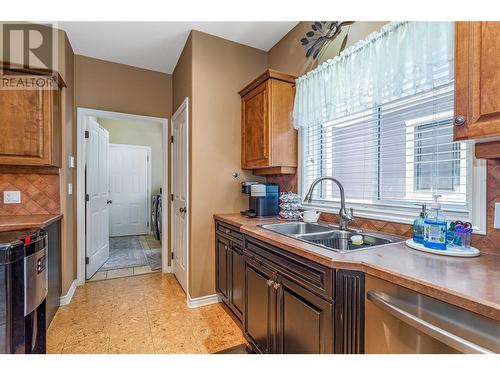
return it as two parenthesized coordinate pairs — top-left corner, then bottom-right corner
(58, 30), (76, 295)
(97, 118), (164, 194)
(268, 21), (388, 77)
(187, 31), (267, 298)
(74, 55), (173, 119)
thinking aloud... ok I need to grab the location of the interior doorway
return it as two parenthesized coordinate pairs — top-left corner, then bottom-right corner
(76, 108), (169, 285)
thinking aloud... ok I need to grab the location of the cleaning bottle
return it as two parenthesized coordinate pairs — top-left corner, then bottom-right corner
(423, 194), (447, 250)
(412, 204), (426, 244)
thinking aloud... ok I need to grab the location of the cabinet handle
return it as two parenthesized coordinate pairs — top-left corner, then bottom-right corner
(273, 282), (281, 290)
(267, 279), (274, 287)
(224, 245), (228, 250)
(454, 115), (466, 126)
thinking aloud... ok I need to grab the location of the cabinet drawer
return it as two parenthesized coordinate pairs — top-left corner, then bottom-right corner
(244, 236), (334, 301)
(216, 221), (243, 244)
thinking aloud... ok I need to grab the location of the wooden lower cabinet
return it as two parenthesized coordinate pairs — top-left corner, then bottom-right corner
(244, 256), (275, 353)
(230, 242), (245, 319)
(215, 235), (230, 303)
(275, 274), (333, 354)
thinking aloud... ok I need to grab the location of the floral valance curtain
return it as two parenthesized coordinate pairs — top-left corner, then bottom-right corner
(293, 21), (455, 129)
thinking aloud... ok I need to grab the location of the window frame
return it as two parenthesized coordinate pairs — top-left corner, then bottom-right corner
(298, 128), (487, 234)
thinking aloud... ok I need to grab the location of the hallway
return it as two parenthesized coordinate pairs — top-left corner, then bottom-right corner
(47, 273), (246, 354)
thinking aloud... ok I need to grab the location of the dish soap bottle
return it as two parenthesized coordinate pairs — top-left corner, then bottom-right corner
(423, 194), (447, 250)
(413, 204), (426, 244)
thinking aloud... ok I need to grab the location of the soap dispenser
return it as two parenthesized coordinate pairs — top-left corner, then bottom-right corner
(423, 194), (447, 250)
(413, 204), (426, 244)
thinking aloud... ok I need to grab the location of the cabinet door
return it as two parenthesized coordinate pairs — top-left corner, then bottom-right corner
(455, 22), (500, 141)
(215, 235), (230, 304)
(244, 255), (275, 354)
(0, 85), (56, 166)
(241, 81), (270, 169)
(275, 274), (333, 354)
(229, 242), (244, 321)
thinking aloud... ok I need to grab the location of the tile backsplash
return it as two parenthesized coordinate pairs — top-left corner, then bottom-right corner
(267, 159), (500, 254)
(0, 173), (60, 215)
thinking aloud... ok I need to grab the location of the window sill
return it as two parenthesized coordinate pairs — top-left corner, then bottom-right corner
(301, 201), (486, 235)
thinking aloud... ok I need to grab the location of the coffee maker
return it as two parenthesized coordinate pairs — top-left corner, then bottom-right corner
(241, 182), (279, 218)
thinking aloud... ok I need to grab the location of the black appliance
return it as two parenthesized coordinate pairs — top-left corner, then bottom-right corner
(151, 191), (162, 242)
(0, 229), (48, 354)
(241, 182), (279, 218)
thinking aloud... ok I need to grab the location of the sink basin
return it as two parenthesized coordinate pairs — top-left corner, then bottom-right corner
(261, 222), (334, 236)
(260, 222), (405, 253)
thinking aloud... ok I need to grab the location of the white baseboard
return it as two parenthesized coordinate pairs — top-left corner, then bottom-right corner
(162, 266), (173, 273)
(186, 293), (221, 309)
(59, 279), (77, 306)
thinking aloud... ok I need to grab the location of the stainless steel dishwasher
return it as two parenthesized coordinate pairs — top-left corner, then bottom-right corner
(364, 275), (500, 354)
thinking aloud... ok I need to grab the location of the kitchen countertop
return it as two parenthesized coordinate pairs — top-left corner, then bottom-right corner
(0, 214), (63, 232)
(214, 213), (500, 321)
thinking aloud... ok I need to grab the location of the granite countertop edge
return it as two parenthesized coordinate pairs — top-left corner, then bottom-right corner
(0, 214), (63, 232)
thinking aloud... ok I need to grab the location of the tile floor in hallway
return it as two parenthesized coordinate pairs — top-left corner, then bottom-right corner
(47, 273), (247, 354)
(88, 235), (162, 282)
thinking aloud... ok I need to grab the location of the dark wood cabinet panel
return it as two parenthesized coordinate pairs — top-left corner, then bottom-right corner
(239, 69), (297, 175)
(0, 74), (61, 167)
(215, 235), (230, 304)
(45, 219), (61, 328)
(335, 270), (365, 354)
(244, 256), (275, 354)
(275, 274), (333, 354)
(454, 22), (500, 143)
(230, 242), (244, 320)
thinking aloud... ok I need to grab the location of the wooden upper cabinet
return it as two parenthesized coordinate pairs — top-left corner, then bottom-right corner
(454, 22), (500, 144)
(239, 69), (297, 175)
(0, 72), (62, 167)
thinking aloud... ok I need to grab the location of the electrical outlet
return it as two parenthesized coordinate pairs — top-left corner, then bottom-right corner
(3, 191), (21, 204)
(68, 156), (75, 168)
(494, 203), (500, 229)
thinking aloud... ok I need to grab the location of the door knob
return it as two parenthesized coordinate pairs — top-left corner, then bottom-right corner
(106, 200), (112, 204)
(454, 115), (466, 126)
(179, 207), (186, 213)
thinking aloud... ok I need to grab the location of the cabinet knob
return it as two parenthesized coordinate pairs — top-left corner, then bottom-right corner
(454, 115), (466, 126)
(273, 282), (281, 290)
(224, 245), (228, 250)
(267, 279), (274, 287)
(225, 229), (231, 234)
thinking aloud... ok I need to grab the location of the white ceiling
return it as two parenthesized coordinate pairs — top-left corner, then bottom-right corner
(58, 22), (298, 74)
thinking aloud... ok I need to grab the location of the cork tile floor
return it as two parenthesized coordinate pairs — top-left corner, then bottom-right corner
(47, 273), (247, 354)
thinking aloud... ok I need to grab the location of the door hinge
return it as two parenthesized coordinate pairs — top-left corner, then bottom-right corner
(85, 257), (89, 265)
(171, 252), (174, 260)
(85, 194), (90, 202)
(171, 135), (174, 143)
(147, 221), (150, 227)
(171, 194), (174, 202)
(84, 130), (89, 139)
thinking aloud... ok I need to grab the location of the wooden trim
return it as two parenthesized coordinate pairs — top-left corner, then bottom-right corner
(0, 165), (60, 175)
(475, 141), (500, 159)
(252, 166), (297, 176)
(239, 69), (296, 97)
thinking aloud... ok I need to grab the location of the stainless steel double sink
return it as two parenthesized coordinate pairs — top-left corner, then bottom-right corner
(260, 222), (405, 253)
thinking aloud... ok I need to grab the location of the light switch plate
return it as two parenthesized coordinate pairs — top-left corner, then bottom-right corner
(68, 183), (73, 195)
(494, 203), (500, 229)
(3, 191), (21, 204)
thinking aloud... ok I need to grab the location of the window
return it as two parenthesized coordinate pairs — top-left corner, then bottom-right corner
(297, 22), (486, 232)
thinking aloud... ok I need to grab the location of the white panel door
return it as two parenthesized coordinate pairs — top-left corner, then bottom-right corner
(171, 99), (189, 293)
(109, 144), (150, 237)
(86, 118), (110, 279)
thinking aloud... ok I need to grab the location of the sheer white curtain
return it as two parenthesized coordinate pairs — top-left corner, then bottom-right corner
(293, 22), (455, 129)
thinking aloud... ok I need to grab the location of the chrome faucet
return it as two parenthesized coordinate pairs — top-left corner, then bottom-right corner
(303, 176), (354, 230)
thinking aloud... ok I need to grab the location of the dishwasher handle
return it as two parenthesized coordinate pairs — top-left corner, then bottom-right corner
(367, 290), (493, 354)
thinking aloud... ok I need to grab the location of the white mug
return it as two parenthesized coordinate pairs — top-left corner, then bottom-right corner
(300, 210), (320, 223)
